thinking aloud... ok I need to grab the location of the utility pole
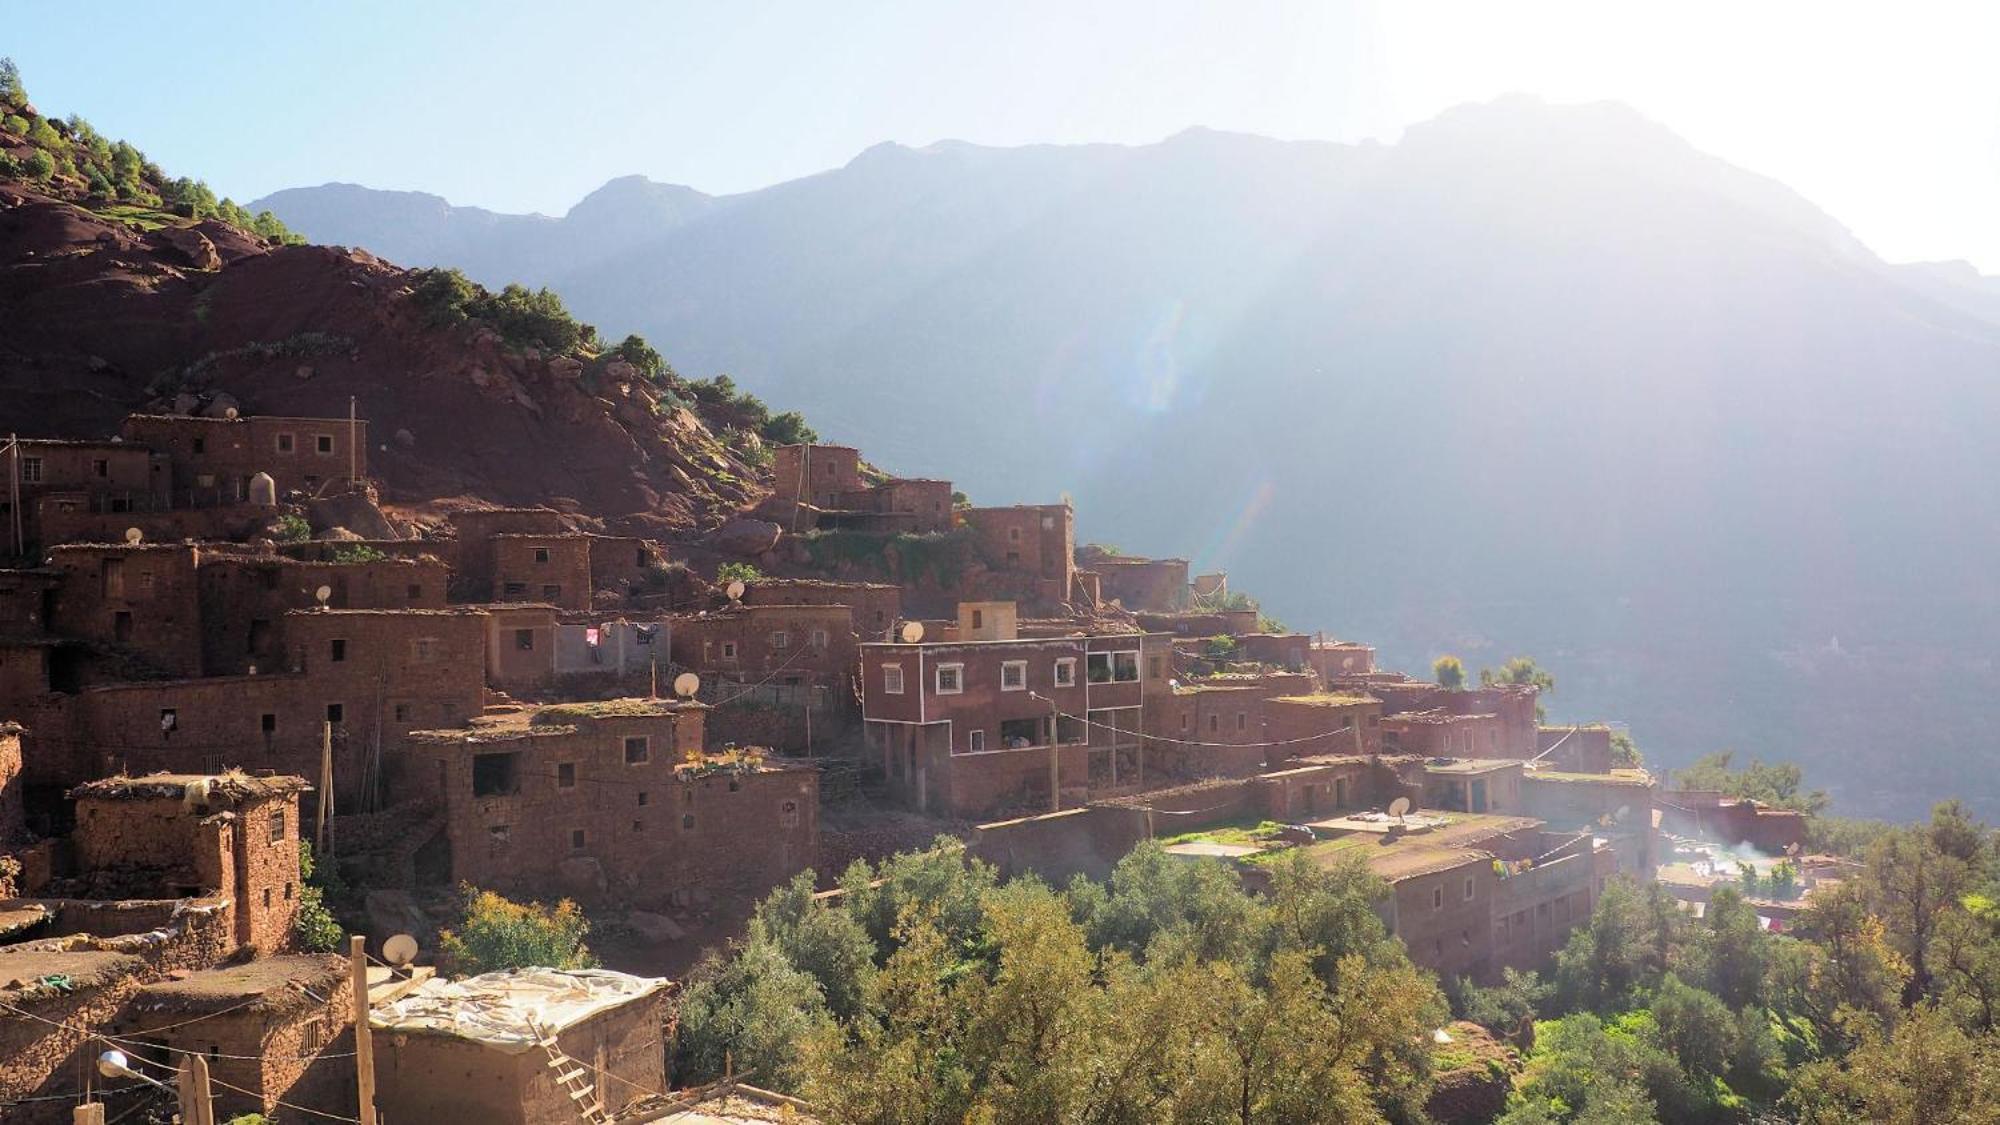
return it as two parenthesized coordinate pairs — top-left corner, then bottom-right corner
(71, 1102), (105, 1124)
(348, 395), (359, 490)
(350, 935), (379, 1125)
(804, 686), (813, 759)
(317, 720), (335, 858)
(6, 434), (20, 557)
(1049, 695), (1061, 813)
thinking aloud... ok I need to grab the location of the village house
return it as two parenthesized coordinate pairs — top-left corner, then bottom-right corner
(195, 550), (451, 675)
(669, 602), (858, 688)
(959, 503), (1077, 612)
(120, 412), (369, 499)
(1307, 637), (1378, 679)
(741, 576), (904, 640)
(372, 967), (670, 1125)
(2, 437), (160, 556)
(45, 543), (205, 677)
(404, 700), (817, 907)
(1082, 552), (1191, 612)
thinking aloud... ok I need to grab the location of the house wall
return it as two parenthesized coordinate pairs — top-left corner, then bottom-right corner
(491, 535), (593, 609)
(960, 505), (1075, 610)
(130, 973), (355, 1122)
(771, 444), (863, 509)
(485, 606), (559, 692)
(0, 723), (23, 845)
(742, 578), (903, 640)
(119, 414), (368, 497)
(1261, 696), (1383, 766)
(1308, 642), (1377, 678)
(197, 555), (450, 675)
(1093, 557), (1190, 612)
(1236, 632), (1310, 672)
(47, 544), (204, 676)
(670, 605), (856, 686)
(1388, 854), (1498, 983)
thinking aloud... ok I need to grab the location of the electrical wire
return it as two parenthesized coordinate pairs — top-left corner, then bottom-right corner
(0, 996), (357, 1061)
(1025, 691), (1370, 751)
(207, 1072), (362, 1123)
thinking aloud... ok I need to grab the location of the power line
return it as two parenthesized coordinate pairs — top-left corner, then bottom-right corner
(1026, 691), (1368, 751)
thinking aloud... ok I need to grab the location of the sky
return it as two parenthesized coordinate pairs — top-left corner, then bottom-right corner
(10, 0), (2000, 268)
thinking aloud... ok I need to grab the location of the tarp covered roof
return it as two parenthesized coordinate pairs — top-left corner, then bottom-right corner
(370, 967), (667, 1053)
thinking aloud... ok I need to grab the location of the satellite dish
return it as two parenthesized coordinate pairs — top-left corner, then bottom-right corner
(899, 621), (925, 644)
(224, 406), (240, 419)
(1387, 797), (1413, 819)
(672, 672), (701, 699)
(314, 585), (333, 607)
(123, 527), (143, 544)
(97, 1049), (135, 1080)
(724, 579), (746, 602)
(382, 933), (420, 967)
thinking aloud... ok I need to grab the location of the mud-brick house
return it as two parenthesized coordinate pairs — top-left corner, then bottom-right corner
(404, 700), (817, 908)
(742, 577), (903, 640)
(2, 438), (159, 556)
(670, 603), (857, 688)
(373, 968), (669, 1125)
(68, 772), (309, 951)
(119, 954), (356, 1122)
(120, 412), (369, 498)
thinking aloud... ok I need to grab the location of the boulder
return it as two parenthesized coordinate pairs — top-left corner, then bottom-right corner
(309, 491), (399, 541)
(315, 526), (364, 542)
(155, 226), (221, 271)
(713, 517), (783, 557)
(201, 392), (240, 419)
(548, 356), (585, 382)
(363, 890), (429, 947)
(627, 910), (687, 944)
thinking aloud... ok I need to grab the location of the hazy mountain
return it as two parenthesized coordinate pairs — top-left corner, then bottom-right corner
(257, 97), (2000, 819)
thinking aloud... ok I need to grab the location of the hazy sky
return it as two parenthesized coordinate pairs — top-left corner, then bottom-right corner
(11, 1), (1999, 268)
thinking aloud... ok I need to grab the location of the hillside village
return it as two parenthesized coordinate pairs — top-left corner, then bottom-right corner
(0, 393), (1823, 1121)
(1, 57), (1956, 1125)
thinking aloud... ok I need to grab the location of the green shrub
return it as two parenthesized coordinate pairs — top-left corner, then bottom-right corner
(273, 514), (311, 543)
(331, 544), (389, 564)
(294, 841), (345, 953)
(438, 887), (597, 974)
(22, 148), (54, 181)
(717, 561), (762, 585)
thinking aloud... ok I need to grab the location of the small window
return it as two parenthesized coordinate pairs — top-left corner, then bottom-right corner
(1008, 527), (1021, 542)
(681, 814), (696, 831)
(721, 641), (738, 659)
(558, 763), (576, 788)
(407, 584), (423, 600)
(770, 630), (791, 650)
(159, 708), (178, 736)
(325, 703), (344, 725)
(315, 434), (334, 455)
(489, 824), (511, 842)
(114, 611), (134, 642)
(935, 663), (963, 694)
(92, 458), (108, 478)
(1000, 660), (1026, 691)
(570, 828), (587, 850)
(260, 713), (276, 734)
(515, 628), (535, 651)
(1236, 712), (1246, 731)
(969, 729), (986, 752)
(1087, 653), (1112, 683)
(285, 882), (294, 901)
(264, 888), (273, 909)
(624, 737), (650, 764)
(269, 809), (285, 843)
(20, 457), (42, 483)
(502, 582), (527, 598)
(1432, 885), (1445, 910)
(192, 437), (205, 454)
(1208, 714), (1219, 734)
(1054, 658), (1076, 687)
(330, 638), (347, 663)
(971, 609), (985, 630)
(1180, 713), (1190, 732)
(541, 584), (561, 601)
(811, 629), (828, 649)
(1464, 876), (1476, 901)
(1148, 656), (1163, 679)
(637, 791), (649, 806)
(883, 664), (905, 694)
(411, 637), (438, 663)
(533, 547), (551, 564)
(632, 820), (645, 832)
(1113, 652), (1140, 682)
(393, 702), (410, 722)
(275, 433), (295, 454)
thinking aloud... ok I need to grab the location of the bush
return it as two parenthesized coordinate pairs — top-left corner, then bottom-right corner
(331, 544), (389, 564)
(438, 887), (597, 975)
(1433, 654), (1467, 690)
(272, 514), (311, 543)
(294, 840), (345, 953)
(717, 561), (762, 585)
(0, 56), (22, 104)
(2, 114), (28, 137)
(22, 148), (54, 181)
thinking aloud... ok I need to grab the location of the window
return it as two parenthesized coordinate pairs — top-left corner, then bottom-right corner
(681, 814), (696, 831)
(624, 737), (650, 764)
(192, 437), (205, 455)
(533, 547), (551, 564)
(810, 629), (828, 649)
(721, 641), (738, 659)
(971, 609), (984, 630)
(330, 638), (347, 663)
(883, 664), (905, 694)
(770, 630), (791, 650)
(275, 433), (295, 454)
(1208, 714), (1219, 733)
(514, 628), (535, 651)
(1180, 713), (1190, 732)
(92, 458), (108, 478)
(285, 882), (294, 901)
(502, 581), (527, 599)
(1000, 660), (1027, 691)
(315, 434), (334, 455)
(969, 729), (986, 752)
(325, 703), (344, 725)
(390, 702), (409, 723)
(558, 763), (576, 788)
(407, 584), (423, 600)
(114, 611), (133, 642)
(1054, 658), (1076, 687)
(411, 637), (437, 663)
(159, 708), (178, 737)
(1148, 656), (1163, 679)
(248, 619), (272, 653)
(471, 752), (521, 796)
(637, 791), (648, 806)
(1088, 651), (1140, 684)
(136, 571), (155, 595)
(632, 820), (645, 832)
(264, 888), (273, 909)
(1008, 527), (1021, 542)
(1236, 712), (1246, 731)
(570, 828), (587, 850)
(935, 663), (964, 694)
(1463, 876), (1476, 901)
(781, 799), (801, 828)
(1432, 885), (1444, 910)
(20, 457), (41, 483)
(269, 809), (285, 843)
(488, 824), (511, 842)
(261, 713), (277, 735)
(541, 584), (561, 601)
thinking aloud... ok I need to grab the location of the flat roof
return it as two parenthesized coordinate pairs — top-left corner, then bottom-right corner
(1423, 758), (1522, 775)
(70, 772), (311, 803)
(1268, 692), (1380, 708)
(132, 954), (346, 1016)
(371, 968), (668, 1053)
(0, 949), (143, 1002)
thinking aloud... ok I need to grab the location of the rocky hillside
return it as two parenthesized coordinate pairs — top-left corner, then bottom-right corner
(0, 74), (768, 534)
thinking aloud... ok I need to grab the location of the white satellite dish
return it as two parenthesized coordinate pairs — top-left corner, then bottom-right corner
(123, 527), (143, 544)
(314, 585), (333, 607)
(96, 1049), (135, 1080)
(1387, 796), (1413, 820)
(224, 406), (240, 420)
(899, 621), (925, 644)
(382, 933), (420, 967)
(724, 579), (746, 602)
(672, 672), (701, 699)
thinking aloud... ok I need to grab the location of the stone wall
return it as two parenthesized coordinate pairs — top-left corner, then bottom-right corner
(47, 544), (204, 676)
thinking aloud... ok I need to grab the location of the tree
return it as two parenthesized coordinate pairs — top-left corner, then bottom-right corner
(1671, 751), (1830, 815)
(0, 56), (23, 103)
(1481, 655), (1555, 695)
(22, 148), (53, 181)
(293, 840), (345, 953)
(1865, 824), (1974, 1005)
(1609, 729), (1643, 768)
(1433, 655), (1466, 690)
(437, 887), (597, 974)
(1785, 1004), (2000, 1124)
(609, 333), (667, 381)
(673, 936), (833, 1089)
(761, 410), (818, 446)
(746, 870), (877, 1020)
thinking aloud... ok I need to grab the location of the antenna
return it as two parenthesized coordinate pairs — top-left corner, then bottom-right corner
(123, 527), (143, 544)
(1387, 796), (1412, 825)
(724, 579), (746, 602)
(314, 584), (332, 608)
(672, 672), (701, 699)
(382, 933), (420, 967)
(899, 621), (925, 644)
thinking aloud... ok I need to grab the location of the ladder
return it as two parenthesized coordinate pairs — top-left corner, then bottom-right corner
(532, 1019), (611, 1125)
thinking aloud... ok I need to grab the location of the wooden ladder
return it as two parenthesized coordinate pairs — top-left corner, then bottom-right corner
(532, 1019), (611, 1125)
